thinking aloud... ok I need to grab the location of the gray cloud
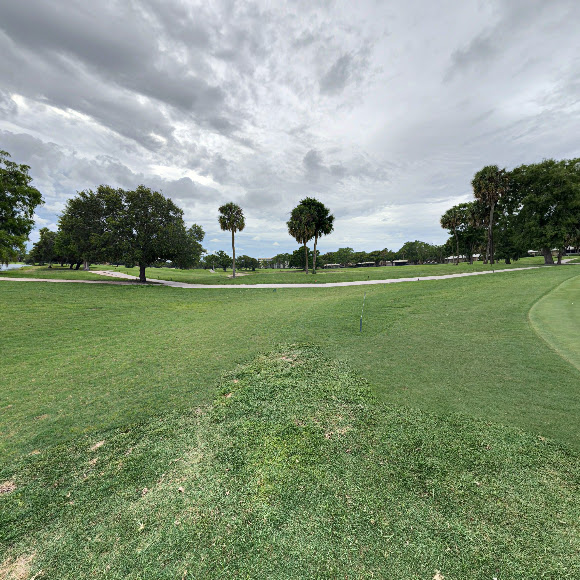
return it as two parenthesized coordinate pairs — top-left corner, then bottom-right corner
(1, 0), (579, 256)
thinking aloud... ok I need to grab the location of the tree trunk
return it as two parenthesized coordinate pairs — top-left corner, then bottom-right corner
(231, 230), (236, 278)
(304, 243), (309, 274)
(312, 235), (318, 274)
(69, 263), (74, 269)
(454, 229), (459, 265)
(542, 247), (554, 265)
(505, 257), (511, 264)
(83, 260), (90, 271)
(557, 249), (562, 265)
(75, 262), (82, 270)
(487, 203), (495, 265)
(139, 264), (147, 282)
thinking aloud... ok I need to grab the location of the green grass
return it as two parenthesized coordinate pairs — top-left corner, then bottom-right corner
(529, 275), (580, 371)
(2, 345), (579, 578)
(2, 266), (580, 465)
(0, 264), (115, 280)
(97, 256), (547, 284)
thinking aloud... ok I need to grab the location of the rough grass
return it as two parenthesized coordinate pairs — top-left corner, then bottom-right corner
(1, 345), (578, 578)
(2, 266), (580, 463)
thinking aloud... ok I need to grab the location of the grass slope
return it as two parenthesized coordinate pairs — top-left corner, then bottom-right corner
(529, 275), (580, 371)
(2, 267), (580, 463)
(1, 345), (578, 578)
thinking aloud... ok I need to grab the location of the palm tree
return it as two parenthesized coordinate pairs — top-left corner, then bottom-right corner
(471, 165), (508, 265)
(299, 197), (334, 274)
(287, 204), (315, 273)
(218, 202), (245, 278)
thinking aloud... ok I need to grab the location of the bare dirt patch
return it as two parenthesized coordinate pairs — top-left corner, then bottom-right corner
(0, 481), (16, 494)
(0, 553), (34, 579)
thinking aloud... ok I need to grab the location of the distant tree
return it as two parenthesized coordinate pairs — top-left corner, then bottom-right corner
(287, 203), (315, 273)
(472, 165), (509, 264)
(271, 252), (291, 268)
(0, 150), (43, 264)
(335, 247), (354, 267)
(289, 247), (316, 270)
(237, 255), (259, 271)
(440, 206), (463, 265)
(298, 197), (334, 273)
(218, 202), (245, 278)
(172, 224), (205, 269)
(30, 228), (57, 266)
(214, 250), (232, 271)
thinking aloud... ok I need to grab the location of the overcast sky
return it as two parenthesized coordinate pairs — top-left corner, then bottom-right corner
(1, 0), (579, 257)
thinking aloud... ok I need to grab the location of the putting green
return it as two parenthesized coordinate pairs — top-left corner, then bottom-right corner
(529, 273), (580, 371)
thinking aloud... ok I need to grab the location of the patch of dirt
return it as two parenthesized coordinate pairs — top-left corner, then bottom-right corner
(34, 414), (48, 421)
(89, 440), (105, 452)
(227, 272), (250, 278)
(0, 553), (34, 579)
(0, 481), (16, 494)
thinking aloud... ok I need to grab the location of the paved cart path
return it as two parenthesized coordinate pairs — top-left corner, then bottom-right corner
(2, 265), (570, 288)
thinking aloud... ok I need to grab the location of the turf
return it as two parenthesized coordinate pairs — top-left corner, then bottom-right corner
(529, 274), (580, 371)
(1, 345), (578, 578)
(2, 266), (580, 464)
(0, 265), (113, 280)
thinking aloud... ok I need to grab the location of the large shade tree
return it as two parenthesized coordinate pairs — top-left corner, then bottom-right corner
(218, 202), (245, 278)
(0, 150), (43, 264)
(57, 186), (121, 271)
(298, 197), (334, 274)
(287, 203), (315, 273)
(508, 158), (580, 264)
(118, 186), (190, 282)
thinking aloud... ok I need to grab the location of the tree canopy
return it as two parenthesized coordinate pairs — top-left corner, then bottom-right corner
(0, 150), (43, 264)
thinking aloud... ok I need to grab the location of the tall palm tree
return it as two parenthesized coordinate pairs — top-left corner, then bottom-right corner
(472, 165), (508, 265)
(218, 202), (245, 278)
(299, 197), (334, 274)
(287, 204), (315, 273)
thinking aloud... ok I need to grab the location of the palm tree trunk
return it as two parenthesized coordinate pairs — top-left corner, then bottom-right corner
(232, 230), (236, 278)
(304, 243), (309, 274)
(312, 235), (318, 274)
(487, 203), (495, 265)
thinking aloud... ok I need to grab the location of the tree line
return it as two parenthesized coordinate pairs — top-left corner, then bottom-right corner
(440, 159), (580, 265)
(4, 147), (579, 278)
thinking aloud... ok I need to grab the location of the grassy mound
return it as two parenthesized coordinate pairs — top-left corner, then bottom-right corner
(1, 345), (579, 578)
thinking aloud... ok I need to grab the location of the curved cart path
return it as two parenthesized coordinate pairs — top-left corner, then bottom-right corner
(1, 265), (567, 288)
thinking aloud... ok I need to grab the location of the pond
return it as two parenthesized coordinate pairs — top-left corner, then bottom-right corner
(0, 263), (25, 271)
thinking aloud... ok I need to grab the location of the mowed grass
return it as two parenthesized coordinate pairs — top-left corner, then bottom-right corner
(98, 256), (546, 284)
(2, 266), (580, 464)
(0, 265), (113, 280)
(1, 345), (579, 578)
(529, 274), (580, 371)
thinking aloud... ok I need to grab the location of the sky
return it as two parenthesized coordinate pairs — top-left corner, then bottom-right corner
(1, 0), (579, 258)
